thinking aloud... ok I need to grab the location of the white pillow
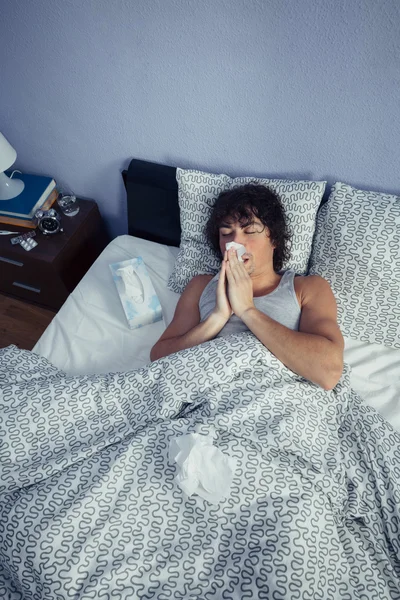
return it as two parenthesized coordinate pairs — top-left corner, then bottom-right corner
(308, 182), (400, 349)
(168, 168), (326, 293)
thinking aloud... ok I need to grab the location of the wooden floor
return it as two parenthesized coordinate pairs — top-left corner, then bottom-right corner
(0, 294), (56, 351)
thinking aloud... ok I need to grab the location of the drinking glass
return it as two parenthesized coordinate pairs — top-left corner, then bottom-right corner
(56, 184), (80, 217)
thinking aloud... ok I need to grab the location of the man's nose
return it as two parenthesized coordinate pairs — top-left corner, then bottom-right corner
(232, 230), (245, 243)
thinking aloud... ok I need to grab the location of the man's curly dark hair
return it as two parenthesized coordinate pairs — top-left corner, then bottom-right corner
(205, 184), (292, 272)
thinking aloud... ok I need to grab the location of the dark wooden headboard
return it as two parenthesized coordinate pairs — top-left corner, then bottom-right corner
(122, 159), (332, 249)
(122, 158), (181, 247)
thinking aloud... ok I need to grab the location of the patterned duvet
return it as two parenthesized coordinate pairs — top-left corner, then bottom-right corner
(0, 334), (399, 599)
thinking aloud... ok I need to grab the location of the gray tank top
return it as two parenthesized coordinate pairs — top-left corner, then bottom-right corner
(199, 270), (301, 337)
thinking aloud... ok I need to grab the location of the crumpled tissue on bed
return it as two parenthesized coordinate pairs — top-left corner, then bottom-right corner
(169, 431), (236, 504)
(226, 241), (246, 261)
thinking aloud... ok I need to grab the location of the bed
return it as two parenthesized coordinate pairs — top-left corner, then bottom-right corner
(1, 158), (400, 598)
(32, 234), (400, 433)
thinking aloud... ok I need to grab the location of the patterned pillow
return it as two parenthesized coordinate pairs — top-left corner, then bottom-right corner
(168, 168), (326, 293)
(308, 182), (400, 349)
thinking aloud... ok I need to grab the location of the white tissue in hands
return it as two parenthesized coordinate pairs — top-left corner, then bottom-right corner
(116, 265), (145, 303)
(169, 432), (236, 504)
(226, 241), (246, 262)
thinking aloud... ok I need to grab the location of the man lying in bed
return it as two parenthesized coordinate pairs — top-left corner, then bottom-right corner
(151, 184), (344, 390)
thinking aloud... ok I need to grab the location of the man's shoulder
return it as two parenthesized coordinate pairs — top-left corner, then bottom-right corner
(295, 273), (329, 287)
(293, 274), (331, 304)
(193, 273), (216, 281)
(189, 273), (215, 286)
(183, 273), (215, 295)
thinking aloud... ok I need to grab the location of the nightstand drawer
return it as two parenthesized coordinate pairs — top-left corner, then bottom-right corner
(0, 254), (26, 268)
(1, 273), (69, 310)
(0, 257), (44, 289)
(0, 258), (69, 309)
(0, 198), (109, 311)
(2, 279), (42, 297)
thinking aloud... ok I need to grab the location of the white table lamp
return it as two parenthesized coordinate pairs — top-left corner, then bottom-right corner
(0, 132), (25, 200)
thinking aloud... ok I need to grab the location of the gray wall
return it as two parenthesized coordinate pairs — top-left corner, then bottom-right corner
(1, 0), (399, 238)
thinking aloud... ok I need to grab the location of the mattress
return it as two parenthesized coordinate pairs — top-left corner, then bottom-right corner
(33, 235), (400, 432)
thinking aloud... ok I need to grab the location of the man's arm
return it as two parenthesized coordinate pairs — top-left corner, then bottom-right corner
(240, 276), (344, 390)
(150, 274), (228, 361)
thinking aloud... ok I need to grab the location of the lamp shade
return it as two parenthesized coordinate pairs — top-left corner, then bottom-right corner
(0, 132), (17, 173)
(0, 132), (25, 200)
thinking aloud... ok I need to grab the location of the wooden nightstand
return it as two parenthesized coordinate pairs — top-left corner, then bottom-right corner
(0, 199), (109, 311)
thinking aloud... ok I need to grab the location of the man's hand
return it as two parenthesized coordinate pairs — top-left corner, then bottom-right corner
(225, 248), (254, 318)
(212, 253), (232, 323)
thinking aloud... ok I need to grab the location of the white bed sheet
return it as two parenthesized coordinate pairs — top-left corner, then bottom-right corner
(33, 236), (180, 374)
(33, 235), (400, 432)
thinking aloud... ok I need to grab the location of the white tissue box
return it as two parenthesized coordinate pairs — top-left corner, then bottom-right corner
(110, 257), (163, 330)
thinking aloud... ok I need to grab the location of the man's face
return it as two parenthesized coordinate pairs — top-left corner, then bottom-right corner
(218, 216), (275, 274)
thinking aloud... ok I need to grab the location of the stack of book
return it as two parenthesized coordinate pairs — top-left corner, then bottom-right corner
(0, 172), (58, 228)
